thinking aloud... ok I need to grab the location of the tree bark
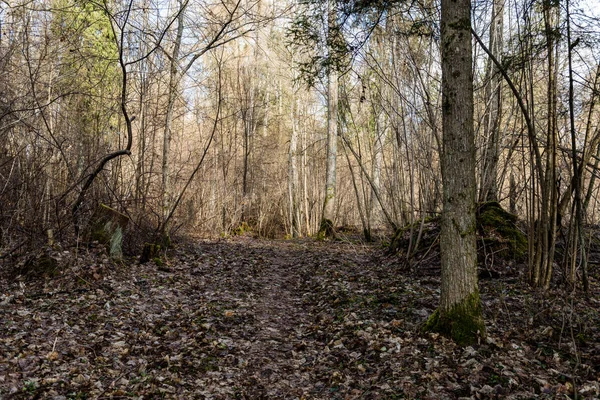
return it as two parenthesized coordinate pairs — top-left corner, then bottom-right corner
(289, 80), (300, 237)
(161, 0), (186, 244)
(319, 0), (338, 237)
(426, 0), (485, 345)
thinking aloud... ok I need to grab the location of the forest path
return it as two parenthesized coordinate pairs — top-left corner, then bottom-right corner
(1, 236), (386, 400)
(187, 237), (377, 398)
(3, 236), (600, 399)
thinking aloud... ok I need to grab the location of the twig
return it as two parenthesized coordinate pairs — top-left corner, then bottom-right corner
(51, 333), (59, 353)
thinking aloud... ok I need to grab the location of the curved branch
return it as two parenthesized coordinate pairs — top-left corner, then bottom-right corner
(71, 0), (136, 235)
(71, 149), (132, 233)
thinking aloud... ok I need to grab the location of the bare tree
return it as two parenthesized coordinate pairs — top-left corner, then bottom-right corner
(479, 0), (504, 202)
(319, 0), (339, 237)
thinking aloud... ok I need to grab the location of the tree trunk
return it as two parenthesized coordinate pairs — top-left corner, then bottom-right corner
(479, 0), (504, 202)
(289, 83), (300, 237)
(161, 0), (185, 244)
(369, 108), (384, 238)
(530, 1), (559, 288)
(319, 1), (338, 237)
(425, 0), (485, 345)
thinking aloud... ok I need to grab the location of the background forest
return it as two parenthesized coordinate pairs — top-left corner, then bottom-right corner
(2, 0), (600, 280)
(1, 0), (600, 273)
(2, 0), (600, 397)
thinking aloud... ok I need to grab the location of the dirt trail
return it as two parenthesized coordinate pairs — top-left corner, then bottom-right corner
(2, 236), (600, 399)
(190, 238), (373, 398)
(238, 244), (313, 397)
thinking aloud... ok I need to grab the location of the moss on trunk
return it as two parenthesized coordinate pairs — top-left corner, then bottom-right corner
(318, 218), (335, 239)
(424, 291), (485, 346)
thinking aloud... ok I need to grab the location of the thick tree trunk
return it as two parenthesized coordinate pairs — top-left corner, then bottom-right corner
(426, 0), (485, 345)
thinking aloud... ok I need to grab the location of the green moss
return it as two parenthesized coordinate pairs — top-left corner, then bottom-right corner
(234, 222), (251, 236)
(317, 219), (335, 239)
(153, 257), (164, 266)
(37, 255), (59, 276)
(424, 291), (485, 346)
(477, 201), (527, 260)
(140, 243), (161, 264)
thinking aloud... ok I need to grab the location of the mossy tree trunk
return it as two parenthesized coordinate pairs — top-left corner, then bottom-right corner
(426, 0), (485, 345)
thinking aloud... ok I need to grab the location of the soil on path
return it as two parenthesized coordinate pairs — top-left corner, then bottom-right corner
(1, 236), (600, 399)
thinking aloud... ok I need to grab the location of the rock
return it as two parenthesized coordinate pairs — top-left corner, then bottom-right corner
(87, 204), (129, 259)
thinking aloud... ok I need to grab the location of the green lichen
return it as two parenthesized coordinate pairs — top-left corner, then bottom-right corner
(109, 226), (123, 259)
(424, 291), (485, 346)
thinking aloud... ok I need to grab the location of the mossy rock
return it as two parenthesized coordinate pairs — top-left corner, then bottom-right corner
(87, 204), (129, 259)
(477, 201), (527, 261)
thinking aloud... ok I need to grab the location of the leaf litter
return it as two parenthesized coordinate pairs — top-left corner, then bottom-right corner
(1, 236), (599, 399)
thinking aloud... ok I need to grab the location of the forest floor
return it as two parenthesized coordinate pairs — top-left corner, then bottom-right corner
(1, 235), (600, 399)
